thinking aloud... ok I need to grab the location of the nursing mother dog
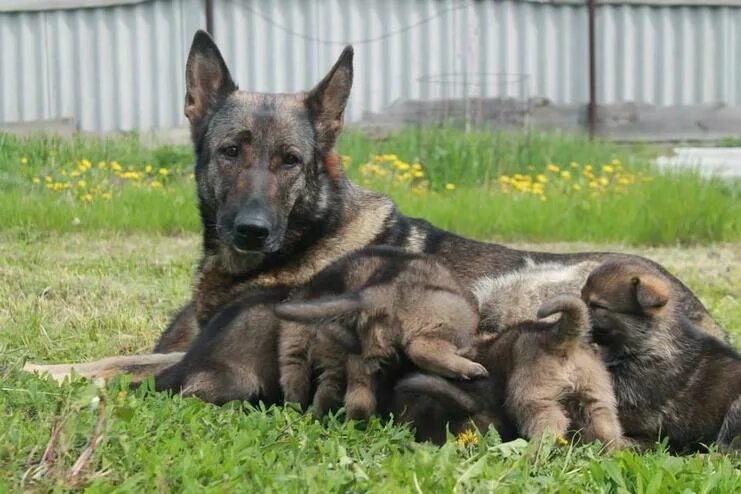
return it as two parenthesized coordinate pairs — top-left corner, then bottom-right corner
(29, 30), (726, 405)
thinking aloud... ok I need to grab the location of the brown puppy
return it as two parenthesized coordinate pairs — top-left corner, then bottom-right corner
(275, 246), (486, 420)
(397, 295), (626, 449)
(582, 261), (741, 453)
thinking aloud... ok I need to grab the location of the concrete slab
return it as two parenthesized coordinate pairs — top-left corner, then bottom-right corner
(654, 148), (741, 178)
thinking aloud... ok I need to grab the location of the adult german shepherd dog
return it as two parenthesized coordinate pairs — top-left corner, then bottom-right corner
(26, 31), (725, 405)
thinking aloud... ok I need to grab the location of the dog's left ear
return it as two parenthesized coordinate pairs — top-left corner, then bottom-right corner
(632, 275), (670, 312)
(306, 46), (354, 153)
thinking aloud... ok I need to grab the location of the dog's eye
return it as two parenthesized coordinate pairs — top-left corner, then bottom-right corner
(588, 301), (607, 310)
(221, 145), (239, 158)
(283, 153), (302, 169)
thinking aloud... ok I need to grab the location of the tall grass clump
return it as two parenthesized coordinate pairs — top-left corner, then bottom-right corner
(0, 129), (738, 245)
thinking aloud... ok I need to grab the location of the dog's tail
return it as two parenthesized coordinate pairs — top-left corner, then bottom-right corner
(274, 293), (365, 323)
(536, 294), (590, 346)
(23, 352), (186, 384)
(395, 373), (479, 416)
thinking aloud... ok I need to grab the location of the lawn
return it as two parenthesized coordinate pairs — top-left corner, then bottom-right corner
(1, 130), (739, 491)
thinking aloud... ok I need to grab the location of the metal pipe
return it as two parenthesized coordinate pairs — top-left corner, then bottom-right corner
(205, 0), (214, 36)
(587, 0), (597, 139)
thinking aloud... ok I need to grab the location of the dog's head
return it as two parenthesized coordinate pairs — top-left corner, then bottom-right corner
(184, 30), (353, 263)
(581, 261), (672, 348)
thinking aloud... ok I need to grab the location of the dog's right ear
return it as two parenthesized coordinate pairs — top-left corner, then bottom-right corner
(632, 274), (670, 312)
(184, 30), (237, 125)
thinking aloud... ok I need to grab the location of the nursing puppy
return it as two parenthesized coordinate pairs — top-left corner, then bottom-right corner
(275, 246), (486, 419)
(398, 295), (626, 449)
(583, 261), (741, 453)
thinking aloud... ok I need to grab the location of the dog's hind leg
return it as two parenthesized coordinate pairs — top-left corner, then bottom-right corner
(24, 353), (185, 383)
(278, 321), (314, 408)
(404, 337), (488, 380)
(581, 400), (626, 450)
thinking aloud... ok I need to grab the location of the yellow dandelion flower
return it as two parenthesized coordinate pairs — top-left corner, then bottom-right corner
(547, 163), (560, 173)
(111, 161), (123, 172)
(397, 162), (411, 171)
(572, 184), (582, 191)
(150, 180), (162, 189)
(98, 161), (107, 169)
(602, 165), (614, 174)
(584, 164), (593, 172)
(145, 164), (153, 173)
(412, 162), (423, 171)
(341, 155), (352, 167)
(445, 183), (456, 191)
(412, 170), (424, 178)
(560, 170), (571, 180)
(611, 158), (621, 165)
(536, 174), (548, 184)
(158, 168), (169, 176)
(20, 156), (29, 165)
(456, 429), (478, 447)
(556, 435), (569, 447)
(32, 177), (41, 184)
(570, 161), (579, 168)
(80, 193), (94, 203)
(45, 176), (52, 183)
(598, 177), (609, 186)
(498, 175), (511, 184)
(101, 192), (113, 200)
(618, 177), (630, 185)
(77, 180), (87, 188)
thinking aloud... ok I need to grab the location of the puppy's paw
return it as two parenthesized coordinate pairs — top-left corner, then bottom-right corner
(459, 362), (489, 380)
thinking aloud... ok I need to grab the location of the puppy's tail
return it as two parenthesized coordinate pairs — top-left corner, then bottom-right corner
(274, 293), (365, 323)
(536, 294), (590, 346)
(395, 373), (479, 416)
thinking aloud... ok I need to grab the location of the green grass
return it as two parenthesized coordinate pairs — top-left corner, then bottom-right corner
(1, 130), (738, 245)
(1, 234), (739, 491)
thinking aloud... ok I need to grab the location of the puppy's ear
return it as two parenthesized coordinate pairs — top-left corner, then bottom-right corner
(306, 46), (354, 153)
(632, 275), (670, 312)
(184, 30), (237, 125)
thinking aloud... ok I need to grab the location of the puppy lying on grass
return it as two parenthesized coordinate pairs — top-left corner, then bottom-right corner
(398, 294), (627, 450)
(275, 246), (487, 419)
(583, 261), (741, 453)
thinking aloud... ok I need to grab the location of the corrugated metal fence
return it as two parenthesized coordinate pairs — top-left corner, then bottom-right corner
(2, 0), (741, 132)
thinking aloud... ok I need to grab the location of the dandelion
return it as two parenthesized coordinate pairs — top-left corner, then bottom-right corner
(20, 156), (29, 165)
(77, 180), (87, 188)
(80, 193), (94, 203)
(556, 435), (569, 447)
(547, 163), (560, 173)
(498, 175), (511, 184)
(445, 183), (456, 191)
(536, 174), (548, 184)
(150, 180), (162, 189)
(456, 429), (478, 447)
(158, 168), (169, 176)
(412, 170), (424, 178)
(341, 155), (352, 167)
(598, 177), (609, 186)
(570, 161), (579, 168)
(32, 177), (41, 184)
(45, 176), (52, 183)
(572, 184), (582, 191)
(412, 162), (423, 171)
(110, 161), (123, 172)
(602, 165), (614, 174)
(98, 161), (107, 169)
(560, 170), (571, 180)
(145, 164), (153, 174)
(101, 192), (113, 200)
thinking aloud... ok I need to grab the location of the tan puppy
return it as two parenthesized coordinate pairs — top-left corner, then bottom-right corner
(397, 295), (627, 449)
(583, 261), (741, 453)
(275, 246), (486, 420)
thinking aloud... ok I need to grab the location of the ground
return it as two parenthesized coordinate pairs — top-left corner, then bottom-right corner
(1, 232), (739, 492)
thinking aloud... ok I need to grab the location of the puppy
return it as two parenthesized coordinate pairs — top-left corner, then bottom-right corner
(275, 246), (486, 420)
(397, 295), (627, 449)
(583, 261), (741, 453)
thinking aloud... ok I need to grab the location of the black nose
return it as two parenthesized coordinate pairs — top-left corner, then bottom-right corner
(233, 213), (271, 251)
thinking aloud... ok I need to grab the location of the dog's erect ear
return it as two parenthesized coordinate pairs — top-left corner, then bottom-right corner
(184, 30), (237, 124)
(632, 275), (670, 312)
(306, 46), (354, 153)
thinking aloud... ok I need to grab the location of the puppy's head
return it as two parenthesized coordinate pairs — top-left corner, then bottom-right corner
(581, 261), (672, 348)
